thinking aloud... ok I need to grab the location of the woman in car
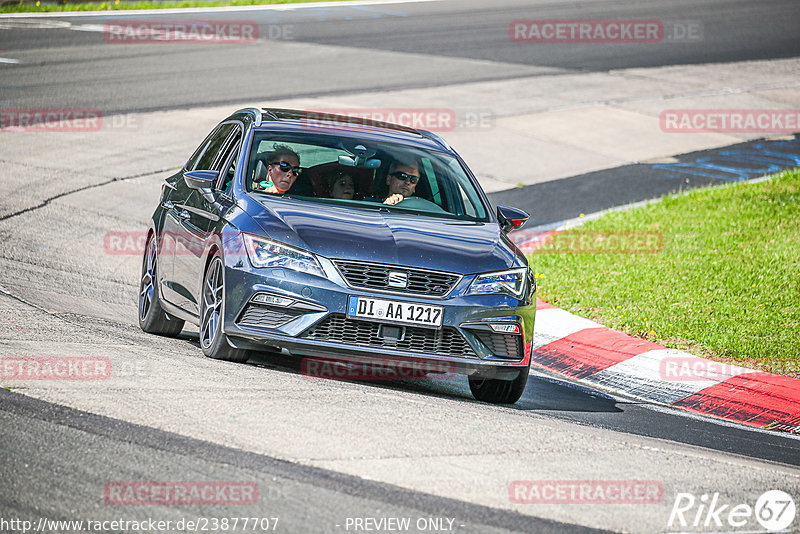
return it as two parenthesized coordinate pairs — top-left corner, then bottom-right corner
(326, 170), (357, 200)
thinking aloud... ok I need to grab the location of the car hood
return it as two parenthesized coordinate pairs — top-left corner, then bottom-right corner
(248, 197), (519, 275)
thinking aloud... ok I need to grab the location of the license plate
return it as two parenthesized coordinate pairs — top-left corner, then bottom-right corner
(347, 296), (443, 328)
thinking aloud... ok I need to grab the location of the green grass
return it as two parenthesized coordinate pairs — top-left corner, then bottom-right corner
(0, 0), (344, 13)
(529, 169), (800, 376)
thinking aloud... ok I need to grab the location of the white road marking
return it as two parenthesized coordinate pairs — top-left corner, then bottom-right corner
(0, 19), (70, 28)
(0, 0), (445, 19)
(0, 57), (21, 63)
(68, 23), (108, 32)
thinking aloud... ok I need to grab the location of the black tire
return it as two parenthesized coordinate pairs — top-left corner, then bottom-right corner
(468, 365), (530, 404)
(200, 254), (250, 363)
(139, 234), (184, 336)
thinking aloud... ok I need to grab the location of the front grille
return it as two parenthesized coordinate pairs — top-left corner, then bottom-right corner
(237, 303), (304, 329)
(333, 260), (460, 297)
(302, 314), (476, 358)
(472, 331), (523, 359)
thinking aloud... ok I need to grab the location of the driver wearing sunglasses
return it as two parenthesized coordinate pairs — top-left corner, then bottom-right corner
(383, 161), (420, 205)
(255, 144), (301, 194)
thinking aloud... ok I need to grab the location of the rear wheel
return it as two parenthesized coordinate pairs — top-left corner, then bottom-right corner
(468, 365), (530, 404)
(200, 255), (250, 363)
(139, 234), (184, 336)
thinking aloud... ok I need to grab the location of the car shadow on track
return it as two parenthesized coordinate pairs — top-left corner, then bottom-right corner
(243, 349), (622, 414)
(513, 375), (622, 413)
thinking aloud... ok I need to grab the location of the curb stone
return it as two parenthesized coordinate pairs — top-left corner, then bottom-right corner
(529, 297), (800, 434)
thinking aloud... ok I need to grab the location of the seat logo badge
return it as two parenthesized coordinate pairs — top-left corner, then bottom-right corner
(388, 271), (408, 289)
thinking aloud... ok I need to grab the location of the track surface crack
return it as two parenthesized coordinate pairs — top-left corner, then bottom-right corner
(0, 167), (177, 222)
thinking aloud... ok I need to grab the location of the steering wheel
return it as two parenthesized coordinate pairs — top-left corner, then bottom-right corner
(395, 196), (448, 213)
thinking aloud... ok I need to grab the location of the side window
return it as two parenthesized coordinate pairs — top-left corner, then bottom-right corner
(452, 168), (485, 219)
(195, 123), (236, 170)
(460, 187), (477, 217)
(186, 127), (220, 170)
(421, 158), (441, 205)
(216, 129), (243, 195)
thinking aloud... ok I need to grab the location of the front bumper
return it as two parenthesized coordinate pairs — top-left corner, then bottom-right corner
(222, 255), (535, 378)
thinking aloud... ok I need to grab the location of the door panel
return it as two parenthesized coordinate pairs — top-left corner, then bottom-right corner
(158, 181), (191, 308)
(173, 124), (244, 316)
(172, 191), (217, 316)
(160, 122), (239, 313)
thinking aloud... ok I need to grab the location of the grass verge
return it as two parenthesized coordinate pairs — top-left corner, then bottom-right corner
(0, 0), (343, 14)
(528, 169), (800, 377)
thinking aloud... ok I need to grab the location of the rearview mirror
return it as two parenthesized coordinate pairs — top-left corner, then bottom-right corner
(338, 155), (382, 168)
(497, 205), (530, 233)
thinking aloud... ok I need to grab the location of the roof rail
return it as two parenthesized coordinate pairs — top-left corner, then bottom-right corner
(417, 129), (452, 151)
(261, 108), (280, 122)
(234, 107), (262, 126)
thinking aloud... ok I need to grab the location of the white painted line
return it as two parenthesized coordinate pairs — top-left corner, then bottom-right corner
(519, 165), (786, 238)
(0, 57), (21, 64)
(524, 197), (665, 235)
(68, 24), (108, 32)
(0, 0), (445, 19)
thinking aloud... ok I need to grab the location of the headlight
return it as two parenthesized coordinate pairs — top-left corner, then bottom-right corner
(467, 267), (529, 299)
(242, 234), (325, 278)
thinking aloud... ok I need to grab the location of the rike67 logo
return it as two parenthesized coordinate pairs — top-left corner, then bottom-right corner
(668, 490), (796, 532)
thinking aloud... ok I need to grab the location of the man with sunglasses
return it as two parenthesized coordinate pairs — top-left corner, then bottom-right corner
(383, 160), (420, 205)
(255, 144), (301, 194)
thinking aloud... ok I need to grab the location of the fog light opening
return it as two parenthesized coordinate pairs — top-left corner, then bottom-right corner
(489, 323), (521, 334)
(252, 293), (294, 307)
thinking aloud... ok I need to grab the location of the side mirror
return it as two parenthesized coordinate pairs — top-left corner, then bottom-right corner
(184, 170), (218, 203)
(184, 170), (217, 190)
(497, 205), (529, 233)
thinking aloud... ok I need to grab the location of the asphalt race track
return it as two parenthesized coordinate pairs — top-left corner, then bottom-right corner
(1, 0), (799, 114)
(1, 1), (800, 532)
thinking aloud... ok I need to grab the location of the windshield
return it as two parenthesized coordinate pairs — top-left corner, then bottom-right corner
(245, 131), (489, 222)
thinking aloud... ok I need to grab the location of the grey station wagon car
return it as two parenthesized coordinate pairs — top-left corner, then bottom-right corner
(139, 108), (536, 404)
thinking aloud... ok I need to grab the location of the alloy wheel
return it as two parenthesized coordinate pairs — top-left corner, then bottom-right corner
(200, 258), (224, 348)
(139, 237), (156, 322)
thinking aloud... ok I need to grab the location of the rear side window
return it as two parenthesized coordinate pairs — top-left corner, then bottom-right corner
(186, 127), (218, 170)
(195, 123), (236, 170)
(216, 128), (243, 195)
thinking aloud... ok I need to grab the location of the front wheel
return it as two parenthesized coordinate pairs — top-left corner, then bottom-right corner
(139, 234), (184, 336)
(200, 254), (250, 363)
(468, 365), (529, 404)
